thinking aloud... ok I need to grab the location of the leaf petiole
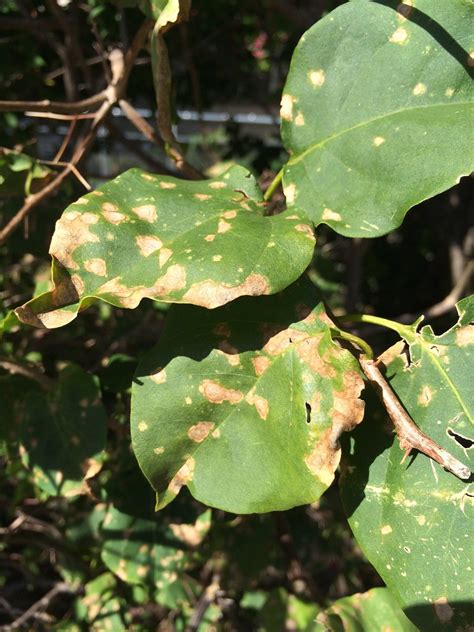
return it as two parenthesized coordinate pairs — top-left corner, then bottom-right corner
(330, 328), (374, 359)
(341, 313), (420, 344)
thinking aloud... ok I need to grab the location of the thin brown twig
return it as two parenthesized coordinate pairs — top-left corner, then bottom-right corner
(24, 111), (96, 120)
(53, 118), (78, 162)
(5, 582), (72, 630)
(359, 356), (471, 481)
(185, 574), (220, 632)
(0, 357), (53, 390)
(0, 92), (108, 114)
(0, 21), (153, 245)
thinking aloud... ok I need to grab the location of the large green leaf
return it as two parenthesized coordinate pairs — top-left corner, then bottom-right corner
(315, 588), (418, 632)
(131, 279), (365, 514)
(340, 298), (473, 631)
(1, 365), (107, 497)
(15, 166), (315, 329)
(281, 0), (474, 237)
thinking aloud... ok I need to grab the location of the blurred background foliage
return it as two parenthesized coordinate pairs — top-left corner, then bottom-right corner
(0, 0), (472, 629)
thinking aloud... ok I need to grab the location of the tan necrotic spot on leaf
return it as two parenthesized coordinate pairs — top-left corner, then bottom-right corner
(381, 525), (392, 535)
(263, 326), (308, 356)
(159, 248), (173, 267)
(150, 369), (166, 384)
(84, 258), (107, 277)
(418, 385), (433, 406)
(183, 274), (269, 309)
(187, 422), (215, 443)
(252, 355), (271, 376)
(295, 113), (305, 126)
(433, 598), (454, 624)
(103, 209), (126, 224)
(159, 181), (176, 189)
(194, 193), (212, 201)
(305, 427), (341, 486)
(169, 522), (207, 547)
(223, 210), (237, 219)
(373, 136), (386, 146)
(138, 421), (149, 432)
(445, 87), (455, 97)
(285, 183), (297, 204)
(33, 309), (77, 329)
(50, 212), (100, 270)
(168, 456), (195, 495)
(132, 204), (157, 222)
(246, 390), (269, 420)
(209, 181), (226, 189)
(141, 173), (155, 181)
(153, 447), (165, 455)
(205, 234), (216, 242)
(213, 255), (222, 262)
(308, 69), (325, 87)
(217, 219), (231, 233)
(413, 82), (427, 96)
(322, 208), (342, 222)
(212, 428), (220, 438)
(136, 235), (163, 256)
(456, 325), (474, 347)
(389, 27), (408, 44)
(280, 94), (296, 120)
(199, 379), (243, 404)
(294, 224), (315, 239)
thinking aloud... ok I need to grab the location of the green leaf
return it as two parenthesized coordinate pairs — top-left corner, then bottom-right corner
(0, 149), (51, 196)
(131, 279), (365, 513)
(314, 588), (417, 632)
(101, 506), (210, 608)
(15, 166), (315, 329)
(340, 299), (473, 631)
(281, 0), (474, 237)
(76, 573), (129, 631)
(1, 366), (107, 497)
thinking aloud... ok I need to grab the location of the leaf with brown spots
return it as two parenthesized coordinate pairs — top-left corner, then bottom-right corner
(314, 588), (417, 632)
(1, 365), (107, 498)
(341, 297), (474, 631)
(281, 0), (474, 237)
(15, 165), (315, 328)
(101, 505), (211, 609)
(131, 279), (365, 513)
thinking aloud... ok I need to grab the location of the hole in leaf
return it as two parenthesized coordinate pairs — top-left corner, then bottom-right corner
(447, 428), (474, 449)
(305, 402), (311, 424)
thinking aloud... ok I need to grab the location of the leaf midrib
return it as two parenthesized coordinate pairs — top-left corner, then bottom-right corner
(286, 101), (473, 168)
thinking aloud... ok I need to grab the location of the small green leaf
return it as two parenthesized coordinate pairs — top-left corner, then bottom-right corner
(15, 166), (315, 329)
(2, 365), (107, 497)
(131, 279), (365, 513)
(281, 0), (474, 237)
(340, 299), (473, 631)
(315, 588), (418, 632)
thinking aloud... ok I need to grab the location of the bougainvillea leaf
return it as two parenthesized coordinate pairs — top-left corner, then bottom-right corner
(15, 165), (315, 329)
(1, 366), (107, 497)
(281, 0), (474, 237)
(314, 588), (418, 632)
(101, 506), (210, 608)
(340, 298), (473, 631)
(131, 279), (365, 514)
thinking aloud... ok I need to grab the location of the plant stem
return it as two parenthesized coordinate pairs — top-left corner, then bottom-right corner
(342, 313), (418, 343)
(263, 167), (284, 201)
(359, 357), (471, 481)
(330, 328), (374, 359)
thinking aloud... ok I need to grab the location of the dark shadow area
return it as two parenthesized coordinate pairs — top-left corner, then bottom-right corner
(404, 601), (474, 632)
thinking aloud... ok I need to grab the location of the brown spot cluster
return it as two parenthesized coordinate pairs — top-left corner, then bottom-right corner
(246, 389), (269, 420)
(187, 422), (215, 443)
(183, 274), (270, 309)
(252, 355), (271, 376)
(305, 369), (365, 486)
(199, 379), (243, 404)
(50, 211), (100, 271)
(96, 264), (186, 308)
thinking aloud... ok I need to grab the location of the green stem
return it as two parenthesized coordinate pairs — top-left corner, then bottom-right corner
(330, 328), (374, 359)
(342, 313), (418, 343)
(263, 167), (284, 201)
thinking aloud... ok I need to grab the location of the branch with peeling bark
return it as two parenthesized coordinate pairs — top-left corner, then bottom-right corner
(358, 356), (471, 481)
